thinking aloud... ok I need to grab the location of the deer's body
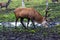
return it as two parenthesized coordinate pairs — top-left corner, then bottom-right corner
(0, 3), (7, 8)
(0, 0), (11, 9)
(14, 8), (48, 28)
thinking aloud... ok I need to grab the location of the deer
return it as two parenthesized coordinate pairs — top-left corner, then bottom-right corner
(14, 7), (49, 29)
(0, 0), (11, 9)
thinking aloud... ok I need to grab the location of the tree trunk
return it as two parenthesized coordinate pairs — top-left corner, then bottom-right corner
(22, 0), (25, 8)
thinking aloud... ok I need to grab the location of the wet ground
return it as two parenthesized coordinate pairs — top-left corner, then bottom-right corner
(0, 22), (60, 27)
(0, 27), (60, 40)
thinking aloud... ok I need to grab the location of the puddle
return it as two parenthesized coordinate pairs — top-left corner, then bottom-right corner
(0, 22), (60, 27)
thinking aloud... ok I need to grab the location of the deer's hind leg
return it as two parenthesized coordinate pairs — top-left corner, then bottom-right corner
(20, 18), (27, 29)
(27, 18), (30, 28)
(31, 19), (35, 28)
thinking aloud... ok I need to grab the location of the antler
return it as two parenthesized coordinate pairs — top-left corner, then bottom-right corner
(45, 7), (49, 18)
(45, 0), (49, 18)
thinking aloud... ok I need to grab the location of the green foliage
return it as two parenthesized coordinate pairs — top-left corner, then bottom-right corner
(0, 0), (60, 22)
(0, 26), (3, 31)
(54, 25), (60, 34)
(0, 25), (60, 35)
(0, 13), (15, 22)
(0, 0), (60, 37)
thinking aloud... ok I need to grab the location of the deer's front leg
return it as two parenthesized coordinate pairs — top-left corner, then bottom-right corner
(20, 18), (27, 29)
(27, 18), (30, 28)
(31, 19), (35, 28)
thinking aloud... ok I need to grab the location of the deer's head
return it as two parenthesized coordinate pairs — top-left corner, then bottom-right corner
(41, 10), (51, 28)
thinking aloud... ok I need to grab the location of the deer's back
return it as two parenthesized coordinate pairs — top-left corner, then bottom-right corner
(14, 8), (35, 18)
(14, 8), (43, 23)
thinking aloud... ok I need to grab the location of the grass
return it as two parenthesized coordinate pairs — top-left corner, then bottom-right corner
(0, 0), (60, 22)
(0, 0), (60, 34)
(0, 25), (60, 35)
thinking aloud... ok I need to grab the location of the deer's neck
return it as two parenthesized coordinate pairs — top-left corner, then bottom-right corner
(38, 17), (44, 23)
(34, 14), (44, 23)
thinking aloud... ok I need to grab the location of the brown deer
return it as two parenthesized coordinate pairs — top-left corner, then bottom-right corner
(14, 8), (49, 29)
(0, 0), (11, 9)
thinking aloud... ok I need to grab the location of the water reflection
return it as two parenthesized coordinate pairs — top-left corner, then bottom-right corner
(0, 22), (60, 27)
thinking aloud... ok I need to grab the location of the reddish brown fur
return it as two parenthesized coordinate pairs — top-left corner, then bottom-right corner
(0, 0), (11, 9)
(14, 8), (44, 23)
(14, 8), (49, 28)
(0, 3), (6, 7)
